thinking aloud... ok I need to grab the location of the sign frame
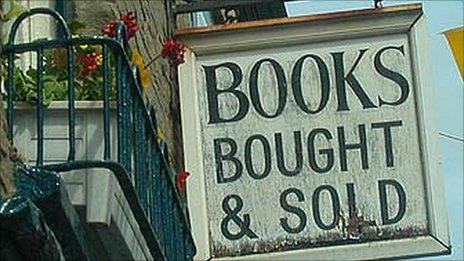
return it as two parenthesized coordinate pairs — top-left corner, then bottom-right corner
(176, 4), (450, 260)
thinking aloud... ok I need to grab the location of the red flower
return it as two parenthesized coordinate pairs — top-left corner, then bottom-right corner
(76, 52), (98, 79)
(176, 171), (190, 193)
(121, 12), (139, 39)
(101, 11), (139, 40)
(101, 20), (117, 38)
(161, 38), (185, 66)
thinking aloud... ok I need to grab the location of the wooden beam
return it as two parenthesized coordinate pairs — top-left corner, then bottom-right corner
(173, 0), (285, 14)
(175, 3), (422, 36)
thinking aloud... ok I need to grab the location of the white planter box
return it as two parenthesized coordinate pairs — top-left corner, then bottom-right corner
(12, 101), (154, 260)
(13, 101), (117, 212)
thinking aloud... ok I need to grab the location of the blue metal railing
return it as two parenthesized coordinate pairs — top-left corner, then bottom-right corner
(2, 8), (196, 260)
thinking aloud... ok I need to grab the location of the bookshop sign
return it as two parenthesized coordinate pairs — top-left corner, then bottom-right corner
(177, 4), (450, 260)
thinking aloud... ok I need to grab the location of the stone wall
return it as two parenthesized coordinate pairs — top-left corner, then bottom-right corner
(0, 0), (16, 198)
(73, 0), (188, 170)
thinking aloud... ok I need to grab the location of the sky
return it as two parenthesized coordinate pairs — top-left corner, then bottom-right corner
(284, 1), (463, 260)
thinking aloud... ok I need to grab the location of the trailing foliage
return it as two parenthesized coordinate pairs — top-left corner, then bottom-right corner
(1, 45), (116, 106)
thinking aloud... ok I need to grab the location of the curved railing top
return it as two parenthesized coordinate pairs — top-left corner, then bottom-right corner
(7, 8), (71, 46)
(3, 10), (155, 150)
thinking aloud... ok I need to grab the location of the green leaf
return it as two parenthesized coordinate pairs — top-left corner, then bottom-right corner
(42, 97), (52, 107)
(69, 20), (86, 34)
(25, 89), (37, 103)
(55, 81), (68, 100)
(26, 68), (37, 77)
(24, 69), (37, 85)
(43, 74), (59, 82)
(46, 79), (67, 101)
(44, 82), (55, 104)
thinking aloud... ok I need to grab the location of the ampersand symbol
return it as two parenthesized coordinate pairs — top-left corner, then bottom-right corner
(221, 194), (258, 240)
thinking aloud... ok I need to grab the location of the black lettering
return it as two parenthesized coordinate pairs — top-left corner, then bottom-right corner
(275, 132), (303, 176)
(280, 188), (307, 234)
(375, 46), (410, 107)
(214, 138), (242, 184)
(249, 59), (287, 118)
(291, 54), (330, 114)
(245, 134), (271, 180)
(221, 194), (258, 240)
(332, 49), (377, 111)
(371, 120), (403, 167)
(338, 124), (368, 171)
(312, 185), (340, 230)
(378, 179), (406, 225)
(308, 128), (334, 173)
(204, 63), (249, 124)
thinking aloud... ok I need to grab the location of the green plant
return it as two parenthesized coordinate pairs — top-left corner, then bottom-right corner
(1, 12), (120, 106)
(1, 45), (116, 106)
(1, 8), (184, 106)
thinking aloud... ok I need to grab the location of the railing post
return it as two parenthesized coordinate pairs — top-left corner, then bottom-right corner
(146, 136), (153, 221)
(36, 48), (45, 166)
(102, 45), (111, 160)
(124, 68), (132, 175)
(151, 139), (163, 242)
(116, 22), (132, 174)
(174, 201), (181, 260)
(160, 167), (169, 257)
(6, 52), (15, 142)
(134, 85), (147, 213)
(177, 215), (186, 261)
(116, 52), (131, 172)
(67, 42), (76, 162)
(116, 47), (124, 165)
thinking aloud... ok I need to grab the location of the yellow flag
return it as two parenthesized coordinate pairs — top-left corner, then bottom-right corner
(131, 49), (151, 89)
(444, 26), (464, 79)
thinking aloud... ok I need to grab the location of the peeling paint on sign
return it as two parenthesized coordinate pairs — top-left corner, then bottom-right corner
(194, 35), (430, 257)
(178, 5), (450, 260)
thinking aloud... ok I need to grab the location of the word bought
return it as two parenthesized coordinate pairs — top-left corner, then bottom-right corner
(214, 120), (403, 184)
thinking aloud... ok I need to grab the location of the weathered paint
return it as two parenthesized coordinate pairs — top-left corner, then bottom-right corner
(177, 4), (450, 260)
(196, 34), (430, 257)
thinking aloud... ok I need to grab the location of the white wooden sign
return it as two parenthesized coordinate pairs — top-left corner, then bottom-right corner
(177, 4), (450, 260)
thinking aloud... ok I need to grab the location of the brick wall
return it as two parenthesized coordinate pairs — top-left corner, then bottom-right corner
(0, 0), (16, 198)
(74, 0), (188, 171)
